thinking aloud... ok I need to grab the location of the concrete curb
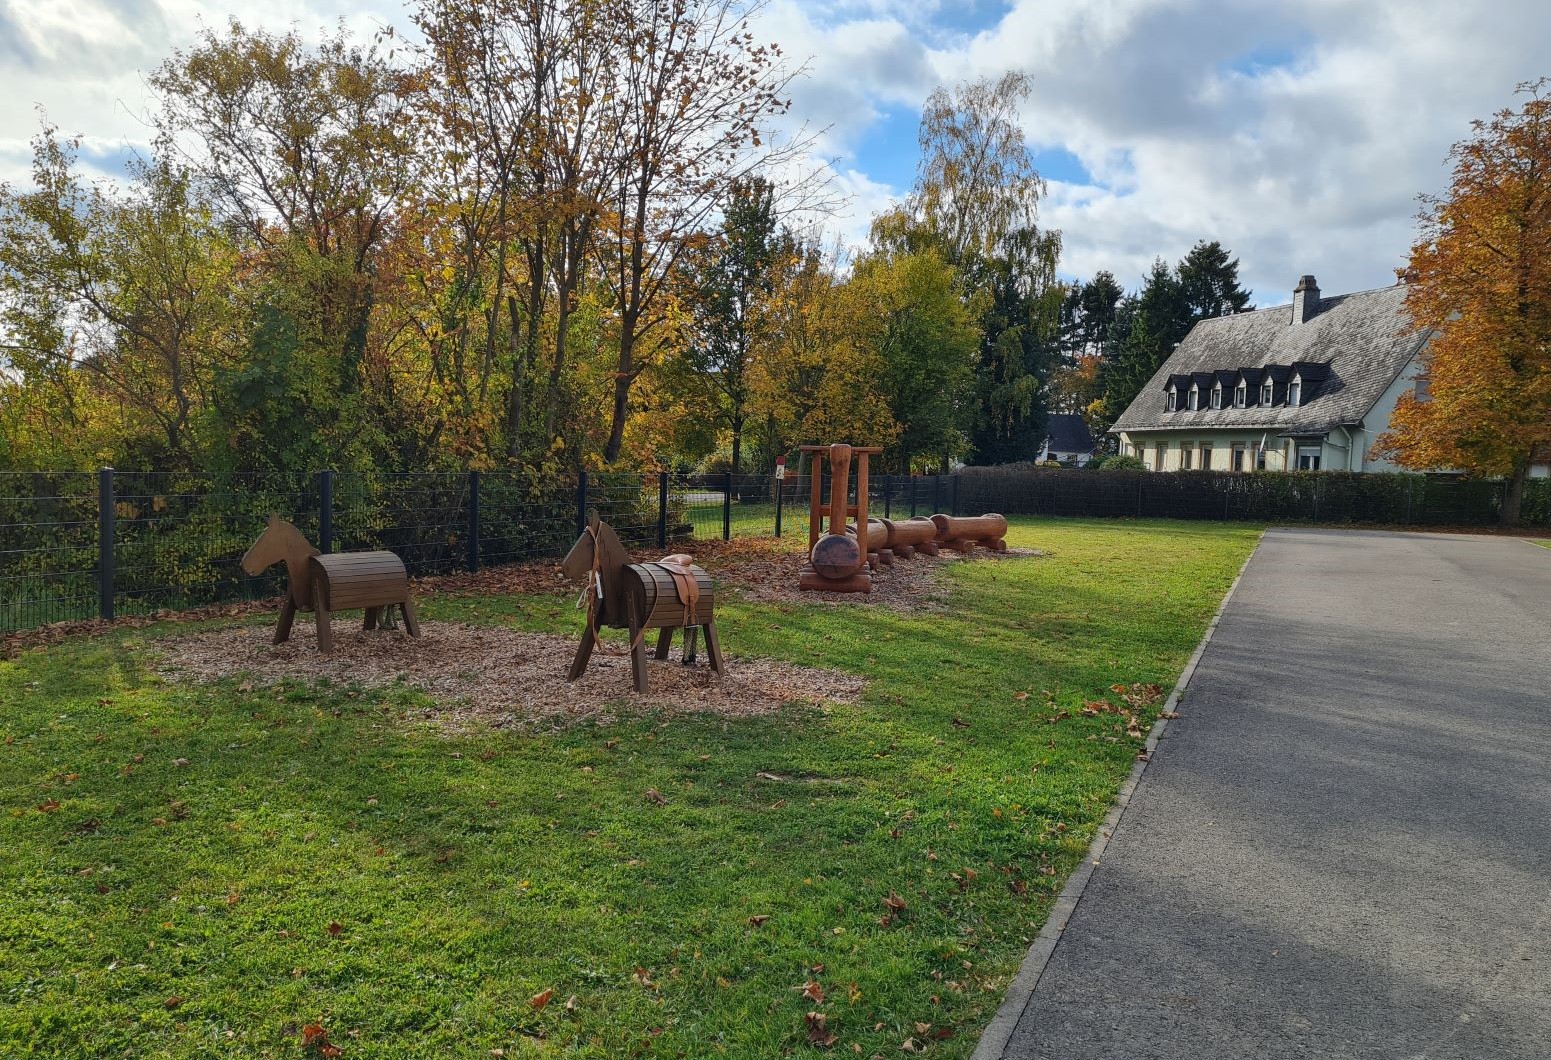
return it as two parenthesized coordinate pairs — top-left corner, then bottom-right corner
(969, 535), (1264, 1060)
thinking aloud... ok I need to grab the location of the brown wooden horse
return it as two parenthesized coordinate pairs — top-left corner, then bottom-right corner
(241, 515), (419, 652)
(560, 513), (722, 693)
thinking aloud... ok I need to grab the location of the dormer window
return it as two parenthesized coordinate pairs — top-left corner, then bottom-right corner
(1260, 381), (1273, 404)
(1187, 385), (1199, 411)
(1166, 387), (1177, 412)
(1234, 382), (1247, 408)
(1288, 376), (1302, 406)
(1209, 384), (1223, 410)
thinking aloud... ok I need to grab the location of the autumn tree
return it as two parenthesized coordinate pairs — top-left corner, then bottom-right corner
(594, 0), (810, 464)
(1377, 80), (1551, 526)
(0, 127), (237, 467)
(151, 22), (416, 464)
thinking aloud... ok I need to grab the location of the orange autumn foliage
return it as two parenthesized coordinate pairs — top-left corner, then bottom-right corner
(1377, 80), (1551, 524)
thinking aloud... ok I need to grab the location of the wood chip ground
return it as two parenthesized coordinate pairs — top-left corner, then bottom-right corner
(154, 621), (864, 731)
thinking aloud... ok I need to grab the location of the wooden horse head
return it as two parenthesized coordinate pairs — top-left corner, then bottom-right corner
(241, 515), (320, 609)
(560, 513), (633, 628)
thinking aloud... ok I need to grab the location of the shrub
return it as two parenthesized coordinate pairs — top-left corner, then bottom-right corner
(1100, 454), (1146, 472)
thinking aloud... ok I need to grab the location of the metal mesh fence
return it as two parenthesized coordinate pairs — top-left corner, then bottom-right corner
(2, 465), (1546, 634)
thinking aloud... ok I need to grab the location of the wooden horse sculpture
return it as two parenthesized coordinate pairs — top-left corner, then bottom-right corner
(240, 515), (420, 652)
(560, 514), (723, 693)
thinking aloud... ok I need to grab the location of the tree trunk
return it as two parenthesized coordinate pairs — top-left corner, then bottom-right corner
(604, 324), (634, 464)
(731, 410), (743, 474)
(1501, 458), (1530, 527)
(505, 293), (525, 459)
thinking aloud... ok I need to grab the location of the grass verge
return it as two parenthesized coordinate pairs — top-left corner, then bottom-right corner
(0, 517), (1259, 1058)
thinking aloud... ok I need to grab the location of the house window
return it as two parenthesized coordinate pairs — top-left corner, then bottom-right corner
(1256, 447), (1268, 471)
(1288, 378), (1302, 406)
(1234, 382), (1247, 408)
(1261, 381), (1273, 404)
(1231, 443), (1246, 471)
(1210, 384), (1223, 409)
(1155, 442), (1167, 470)
(1187, 386), (1199, 411)
(1181, 444), (1193, 470)
(1298, 446), (1321, 470)
(1199, 443), (1213, 470)
(1165, 388), (1177, 412)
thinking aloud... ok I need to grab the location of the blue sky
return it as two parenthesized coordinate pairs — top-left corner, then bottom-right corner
(3, 0), (1549, 303)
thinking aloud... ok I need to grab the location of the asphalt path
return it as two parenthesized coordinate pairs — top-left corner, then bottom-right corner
(996, 529), (1551, 1060)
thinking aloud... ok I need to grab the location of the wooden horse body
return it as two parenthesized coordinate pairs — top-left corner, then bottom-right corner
(560, 515), (723, 693)
(241, 516), (420, 652)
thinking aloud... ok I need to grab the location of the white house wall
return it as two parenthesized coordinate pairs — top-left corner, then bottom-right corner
(1354, 350), (1425, 472)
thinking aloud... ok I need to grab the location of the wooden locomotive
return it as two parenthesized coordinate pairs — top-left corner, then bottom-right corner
(240, 515), (420, 652)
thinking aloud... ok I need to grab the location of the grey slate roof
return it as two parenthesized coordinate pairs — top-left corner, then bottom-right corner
(1044, 413), (1095, 454)
(1109, 283), (1430, 436)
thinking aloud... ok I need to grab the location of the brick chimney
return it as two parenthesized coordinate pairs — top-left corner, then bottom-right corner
(1292, 274), (1320, 324)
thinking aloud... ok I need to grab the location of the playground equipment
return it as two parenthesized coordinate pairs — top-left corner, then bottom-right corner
(877, 516), (940, 559)
(930, 513), (1009, 553)
(240, 515), (419, 652)
(799, 443), (882, 593)
(560, 514), (723, 693)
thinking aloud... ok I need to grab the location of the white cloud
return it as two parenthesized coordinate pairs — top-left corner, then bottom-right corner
(3, 0), (1548, 306)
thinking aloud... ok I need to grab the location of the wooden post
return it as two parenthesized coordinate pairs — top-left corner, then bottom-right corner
(826, 444), (850, 535)
(854, 450), (870, 560)
(466, 470), (480, 572)
(97, 467), (115, 622)
(808, 452), (824, 549)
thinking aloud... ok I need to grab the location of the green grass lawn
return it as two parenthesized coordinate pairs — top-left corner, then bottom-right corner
(0, 517), (1260, 1058)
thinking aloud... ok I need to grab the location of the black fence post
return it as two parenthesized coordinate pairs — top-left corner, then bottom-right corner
(318, 469), (334, 554)
(97, 467), (115, 622)
(657, 471), (669, 548)
(722, 471), (733, 541)
(910, 476), (918, 517)
(576, 471), (589, 534)
(951, 475), (960, 517)
(884, 475), (892, 519)
(932, 475), (940, 514)
(774, 474), (784, 538)
(466, 470), (480, 572)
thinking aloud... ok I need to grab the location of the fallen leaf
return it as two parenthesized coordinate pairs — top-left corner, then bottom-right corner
(326, 922), (343, 937)
(37, 799), (61, 813)
(1013, 691), (1029, 701)
(747, 914), (770, 927)
(172, 758), (190, 768)
(799, 980), (825, 1004)
(805, 1011), (838, 1048)
(529, 988), (554, 1011)
(882, 892), (907, 914)
(164, 995), (184, 1009)
(643, 788), (666, 806)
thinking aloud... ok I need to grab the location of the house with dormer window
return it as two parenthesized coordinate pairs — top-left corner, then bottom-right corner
(1109, 275), (1434, 473)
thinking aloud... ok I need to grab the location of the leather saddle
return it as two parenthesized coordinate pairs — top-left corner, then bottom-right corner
(653, 553), (701, 626)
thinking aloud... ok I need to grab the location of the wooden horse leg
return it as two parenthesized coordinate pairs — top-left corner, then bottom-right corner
(311, 580), (333, 653)
(702, 619), (725, 680)
(627, 597), (649, 694)
(273, 597), (297, 645)
(681, 625), (699, 666)
(400, 597), (421, 637)
(363, 606), (380, 631)
(567, 626), (597, 683)
(654, 627), (675, 661)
